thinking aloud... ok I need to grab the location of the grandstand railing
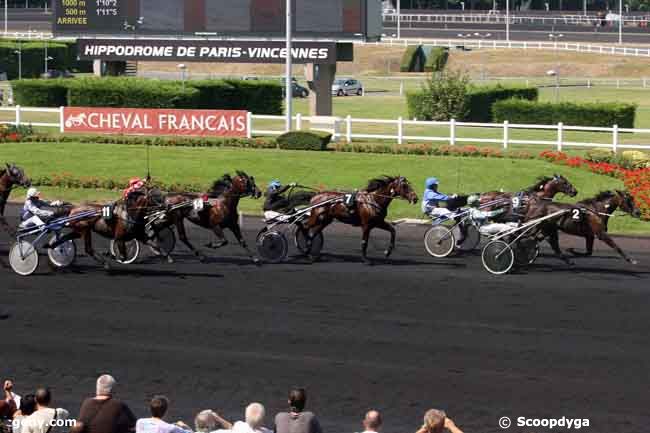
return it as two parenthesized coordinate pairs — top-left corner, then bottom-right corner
(2, 106), (650, 152)
(382, 12), (650, 26)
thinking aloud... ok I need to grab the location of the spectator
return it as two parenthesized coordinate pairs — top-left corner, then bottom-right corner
(232, 403), (271, 433)
(0, 381), (17, 420)
(136, 396), (191, 433)
(72, 374), (136, 433)
(360, 411), (382, 433)
(274, 389), (322, 433)
(23, 388), (70, 433)
(193, 410), (231, 433)
(12, 394), (36, 433)
(415, 409), (463, 433)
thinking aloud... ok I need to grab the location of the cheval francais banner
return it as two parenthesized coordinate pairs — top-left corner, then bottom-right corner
(62, 107), (248, 137)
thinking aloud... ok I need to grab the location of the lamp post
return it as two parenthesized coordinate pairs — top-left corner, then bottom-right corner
(549, 32), (564, 103)
(506, 0), (510, 41)
(474, 32), (491, 81)
(619, 0), (623, 44)
(14, 41), (22, 80)
(397, 0), (401, 39)
(285, 0), (292, 132)
(4, 0), (8, 36)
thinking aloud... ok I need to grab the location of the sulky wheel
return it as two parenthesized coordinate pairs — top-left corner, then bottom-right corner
(47, 234), (77, 269)
(294, 227), (324, 258)
(481, 240), (515, 275)
(149, 227), (176, 257)
(514, 237), (540, 267)
(110, 239), (141, 265)
(256, 228), (289, 264)
(456, 223), (481, 252)
(424, 225), (456, 258)
(9, 241), (39, 276)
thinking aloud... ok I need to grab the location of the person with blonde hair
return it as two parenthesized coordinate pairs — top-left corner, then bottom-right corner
(415, 409), (463, 433)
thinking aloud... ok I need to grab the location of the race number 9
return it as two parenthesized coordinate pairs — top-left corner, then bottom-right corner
(512, 197), (520, 208)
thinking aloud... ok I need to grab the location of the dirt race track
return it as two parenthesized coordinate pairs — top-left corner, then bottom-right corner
(2, 204), (650, 433)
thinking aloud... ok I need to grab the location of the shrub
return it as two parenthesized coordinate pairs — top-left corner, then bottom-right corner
(424, 47), (449, 73)
(492, 99), (636, 128)
(12, 79), (70, 107)
(586, 148), (615, 163)
(189, 79), (282, 114)
(276, 131), (332, 151)
(406, 70), (470, 121)
(622, 150), (650, 169)
(0, 41), (69, 79)
(400, 45), (424, 72)
(466, 85), (538, 122)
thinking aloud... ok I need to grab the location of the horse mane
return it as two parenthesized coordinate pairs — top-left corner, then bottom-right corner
(235, 170), (249, 179)
(366, 176), (397, 192)
(526, 176), (553, 193)
(579, 190), (616, 205)
(208, 174), (233, 197)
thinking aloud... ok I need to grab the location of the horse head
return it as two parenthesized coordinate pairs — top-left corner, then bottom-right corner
(232, 171), (262, 199)
(391, 176), (418, 204)
(550, 174), (578, 197)
(3, 163), (31, 188)
(615, 190), (642, 219)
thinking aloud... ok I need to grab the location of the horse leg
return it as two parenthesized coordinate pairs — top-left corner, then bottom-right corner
(568, 234), (594, 257)
(228, 222), (260, 264)
(375, 220), (396, 258)
(176, 220), (206, 262)
(83, 231), (109, 270)
(361, 226), (373, 265)
(597, 231), (637, 264)
(545, 227), (574, 265)
(206, 226), (228, 249)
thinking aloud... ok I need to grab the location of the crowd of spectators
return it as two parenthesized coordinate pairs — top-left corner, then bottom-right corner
(1, 377), (463, 433)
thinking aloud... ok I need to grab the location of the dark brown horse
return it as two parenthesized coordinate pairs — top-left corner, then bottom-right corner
(480, 175), (577, 222)
(303, 176), (418, 264)
(53, 190), (156, 269)
(525, 190), (641, 265)
(0, 163), (31, 233)
(164, 171), (262, 263)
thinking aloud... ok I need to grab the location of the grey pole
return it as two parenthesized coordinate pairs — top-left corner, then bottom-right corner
(619, 0), (623, 44)
(506, 0), (510, 42)
(397, 0), (401, 39)
(4, 0), (7, 36)
(285, 0), (293, 132)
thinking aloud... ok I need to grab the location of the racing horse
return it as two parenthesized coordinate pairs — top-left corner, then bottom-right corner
(163, 171), (262, 264)
(0, 163), (31, 233)
(479, 174), (578, 222)
(51, 189), (156, 269)
(525, 190), (641, 265)
(303, 176), (419, 264)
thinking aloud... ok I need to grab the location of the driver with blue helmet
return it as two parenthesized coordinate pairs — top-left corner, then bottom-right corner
(422, 177), (457, 219)
(264, 179), (297, 212)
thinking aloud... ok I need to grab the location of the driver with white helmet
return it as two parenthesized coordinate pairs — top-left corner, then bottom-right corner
(20, 188), (62, 227)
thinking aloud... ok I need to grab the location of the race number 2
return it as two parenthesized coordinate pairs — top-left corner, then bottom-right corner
(572, 209), (581, 221)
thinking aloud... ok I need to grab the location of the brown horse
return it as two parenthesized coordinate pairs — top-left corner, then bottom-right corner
(0, 163), (31, 233)
(525, 190), (642, 265)
(480, 175), (577, 222)
(163, 171), (262, 263)
(52, 190), (156, 269)
(303, 176), (418, 264)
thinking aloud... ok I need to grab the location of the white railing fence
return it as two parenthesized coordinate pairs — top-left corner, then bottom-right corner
(2, 106), (650, 152)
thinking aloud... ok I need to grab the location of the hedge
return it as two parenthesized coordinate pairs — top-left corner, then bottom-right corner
(466, 85), (538, 122)
(400, 45), (424, 72)
(223, 79), (282, 115)
(492, 99), (636, 128)
(11, 79), (69, 107)
(424, 47), (449, 73)
(67, 77), (200, 109)
(277, 131), (332, 151)
(0, 40), (91, 80)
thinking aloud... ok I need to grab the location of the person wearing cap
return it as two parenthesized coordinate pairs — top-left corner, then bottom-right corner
(263, 180), (297, 213)
(20, 188), (62, 228)
(421, 177), (458, 218)
(123, 178), (146, 199)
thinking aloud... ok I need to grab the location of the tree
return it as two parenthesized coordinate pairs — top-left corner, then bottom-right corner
(407, 71), (470, 121)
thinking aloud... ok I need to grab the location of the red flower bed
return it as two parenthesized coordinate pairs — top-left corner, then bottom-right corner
(539, 150), (650, 219)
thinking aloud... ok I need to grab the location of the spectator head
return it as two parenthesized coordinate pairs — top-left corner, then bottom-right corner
(150, 395), (169, 419)
(288, 388), (306, 413)
(20, 394), (37, 416)
(96, 374), (116, 397)
(245, 403), (265, 429)
(421, 409), (446, 433)
(363, 410), (382, 432)
(194, 410), (219, 433)
(35, 388), (52, 407)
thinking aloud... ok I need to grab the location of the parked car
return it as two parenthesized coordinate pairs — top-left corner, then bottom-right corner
(332, 78), (363, 96)
(41, 69), (74, 79)
(280, 80), (309, 98)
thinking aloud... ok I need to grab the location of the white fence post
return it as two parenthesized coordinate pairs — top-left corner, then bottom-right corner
(296, 113), (302, 131)
(59, 106), (65, 133)
(612, 124), (619, 153)
(397, 116), (404, 145)
(644, 77), (647, 88)
(557, 122), (563, 151)
(15, 105), (21, 126)
(449, 118), (456, 146)
(399, 81), (404, 96)
(503, 120), (509, 149)
(246, 112), (252, 139)
(346, 115), (352, 144)
(587, 79), (591, 88)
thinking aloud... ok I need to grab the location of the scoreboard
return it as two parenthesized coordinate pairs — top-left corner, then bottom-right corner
(53, 0), (383, 41)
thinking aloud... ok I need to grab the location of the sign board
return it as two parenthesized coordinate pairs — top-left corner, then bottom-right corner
(62, 107), (248, 137)
(53, 0), (383, 41)
(77, 39), (338, 63)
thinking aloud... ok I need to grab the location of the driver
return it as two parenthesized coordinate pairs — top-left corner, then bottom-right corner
(21, 188), (62, 227)
(123, 177), (146, 198)
(422, 177), (457, 219)
(264, 180), (297, 212)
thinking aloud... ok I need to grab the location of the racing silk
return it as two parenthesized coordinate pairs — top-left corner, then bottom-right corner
(123, 179), (145, 199)
(21, 198), (53, 221)
(422, 189), (450, 214)
(263, 184), (291, 212)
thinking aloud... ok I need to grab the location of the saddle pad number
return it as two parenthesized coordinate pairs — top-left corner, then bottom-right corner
(102, 205), (113, 220)
(512, 197), (521, 208)
(193, 198), (204, 211)
(344, 194), (354, 206)
(572, 209), (581, 221)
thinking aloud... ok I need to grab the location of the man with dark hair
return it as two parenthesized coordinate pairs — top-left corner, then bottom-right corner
(135, 396), (191, 433)
(23, 388), (69, 433)
(274, 388), (322, 433)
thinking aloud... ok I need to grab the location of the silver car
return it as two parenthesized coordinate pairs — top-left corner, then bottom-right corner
(332, 78), (363, 96)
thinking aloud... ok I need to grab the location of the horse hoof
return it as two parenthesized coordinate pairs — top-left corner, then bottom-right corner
(103, 263), (111, 271)
(384, 249), (393, 258)
(630, 259), (639, 265)
(252, 257), (261, 265)
(167, 257), (174, 264)
(199, 256), (209, 264)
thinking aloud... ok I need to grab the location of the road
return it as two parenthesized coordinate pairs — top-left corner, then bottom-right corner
(2, 204), (650, 433)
